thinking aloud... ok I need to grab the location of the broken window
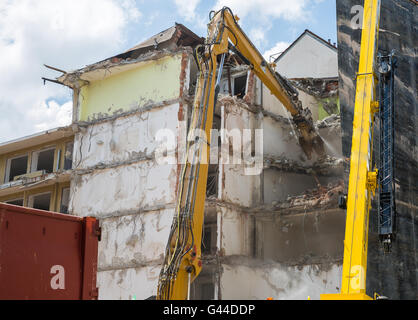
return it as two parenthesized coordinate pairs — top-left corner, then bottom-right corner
(64, 142), (73, 170)
(60, 188), (70, 214)
(5, 198), (24, 206)
(202, 223), (217, 255)
(31, 148), (55, 174)
(233, 74), (248, 98)
(207, 114), (221, 197)
(28, 192), (51, 211)
(191, 269), (216, 300)
(4, 155), (28, 183)
(206, 165), (219, 198)
(200, 283), (215, 300)
(219, 71), (248, 99)
(202, 208), (217, 256)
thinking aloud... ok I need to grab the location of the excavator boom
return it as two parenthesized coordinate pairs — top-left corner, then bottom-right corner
(157, 7), (326, 300)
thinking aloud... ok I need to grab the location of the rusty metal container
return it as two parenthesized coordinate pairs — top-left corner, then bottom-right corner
(0, 203), (100, 300)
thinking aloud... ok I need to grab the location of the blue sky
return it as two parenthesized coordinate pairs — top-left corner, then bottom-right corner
(0, 0), (337, 143)
(122, 1), (337, 57)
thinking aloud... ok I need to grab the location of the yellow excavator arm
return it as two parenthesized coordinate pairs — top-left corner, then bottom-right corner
(157, 7), (325, 300)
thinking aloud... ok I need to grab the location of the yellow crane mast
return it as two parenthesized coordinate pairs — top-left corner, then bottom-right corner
(157, 7), (325, 300)
(321, 0), (382, 300)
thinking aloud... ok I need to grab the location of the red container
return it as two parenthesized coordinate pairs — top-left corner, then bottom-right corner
(0, 203), (100, 300)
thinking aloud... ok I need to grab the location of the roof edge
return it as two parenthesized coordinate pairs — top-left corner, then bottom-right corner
(0, 126), (74, 155)
(274, 29), (337, 63)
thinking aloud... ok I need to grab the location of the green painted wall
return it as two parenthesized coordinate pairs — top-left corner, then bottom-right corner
(79, 54), (182, 121)
(318, 96), (340, 120)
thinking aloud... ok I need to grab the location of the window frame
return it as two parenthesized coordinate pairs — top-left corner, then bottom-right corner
(60, 187), (71, 214)
(28, 191), (53, 211)
(30, 146), (56, 174)
(63, 141), (74, 171)
(4, 197), (24, 206)
(4, 153), (29, 183)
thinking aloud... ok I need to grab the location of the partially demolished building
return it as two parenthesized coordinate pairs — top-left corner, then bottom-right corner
(56, 23), (343, 300)
(2, 24), (346, 299)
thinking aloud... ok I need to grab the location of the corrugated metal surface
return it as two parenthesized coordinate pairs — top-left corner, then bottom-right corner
(336, 0), (417, 299)
(0, 203), (100, 300)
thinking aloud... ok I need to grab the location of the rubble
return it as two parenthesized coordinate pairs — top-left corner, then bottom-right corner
(290, 78), (339, 98)
(264, 155), (343, 176)
(316, 114), (341, 128)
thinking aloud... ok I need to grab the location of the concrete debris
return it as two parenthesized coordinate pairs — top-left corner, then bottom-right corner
(271, 180), (344, 211)
(316, 114), (340, 129)
(0, 171), (72, 196)
(264, 155), (343, 176)
(262, 109), (293, 125)
(217, 94), (261, 113)
(290, 78), (339, 98)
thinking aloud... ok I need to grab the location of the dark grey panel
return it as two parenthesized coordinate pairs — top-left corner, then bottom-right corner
(336, 0), (417, 299)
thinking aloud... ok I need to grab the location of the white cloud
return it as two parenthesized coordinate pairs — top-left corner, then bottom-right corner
(213, 0), (313, 22)
(263, 41), (291, 62)
(249, 27), (267, 48)
(212, 0), (318, 54)
(120, 0), (143, 22)
(30, 101), (73, 132)
(174, 0), (201, 22)
(0, 0), (141, 143)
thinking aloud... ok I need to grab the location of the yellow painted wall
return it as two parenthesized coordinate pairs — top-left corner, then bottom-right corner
(0, 182), (71, 213)
(79, 54), (183, 121)
(0, 138), (73, 184)
(0, 137), (73, 213)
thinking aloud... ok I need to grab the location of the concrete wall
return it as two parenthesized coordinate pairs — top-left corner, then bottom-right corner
(209, 87), (345, 299)
(70, 107), (181, 299)
(263, 88), (321, 122)
(219, 102), (262, 207)
(68, 51), (192, 300)
(210, 191), (347, 300)
(220, 262), (342, 300)
(207, 194), (346, 300)
(97, 208), (174, 300)
(217, 206), (253, 258)
(262, 115), (311, 164)
(72, 103), (180, 169)
(70, 160), (176, 217)
(98, 265), (161, 300)
(255, 209), (345, 264)
(263, 170), (319, 204)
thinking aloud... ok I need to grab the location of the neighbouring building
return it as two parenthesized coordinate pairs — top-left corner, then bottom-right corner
(274, 29), (338, 79)
(264, 30), (340, 122)
(0, 127), (74, 213)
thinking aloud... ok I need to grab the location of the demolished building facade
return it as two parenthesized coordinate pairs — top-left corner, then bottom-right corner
(56, 24), (345, 300)
(0, 23), (347, 300)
